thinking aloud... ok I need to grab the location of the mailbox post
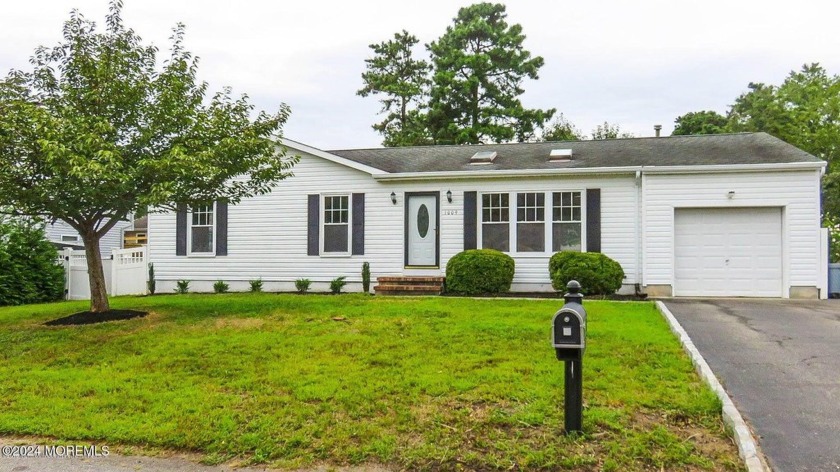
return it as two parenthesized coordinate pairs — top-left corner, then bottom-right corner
(552, 280), (587, 434)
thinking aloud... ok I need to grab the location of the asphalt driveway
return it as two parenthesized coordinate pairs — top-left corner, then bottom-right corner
(664, 299), (840, 472)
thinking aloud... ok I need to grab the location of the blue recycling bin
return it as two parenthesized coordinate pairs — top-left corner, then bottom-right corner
(829, 263), (840, 298)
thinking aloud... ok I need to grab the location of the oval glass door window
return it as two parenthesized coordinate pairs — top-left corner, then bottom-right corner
(417, 204), (430, 238)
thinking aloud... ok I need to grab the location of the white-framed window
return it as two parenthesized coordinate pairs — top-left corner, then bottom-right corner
(481, 193), (510, 251)
(552, 191), (582, 252)
(478, 190), (585, 255)
(322, 195), (350, 254)
(516, 192), (545, 252)
(189, 204), (215, 255)
(61, 235), (79, 243)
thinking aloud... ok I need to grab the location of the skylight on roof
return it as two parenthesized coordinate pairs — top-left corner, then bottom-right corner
(470, 151), (497, 164)
(549, 148), (573, 162)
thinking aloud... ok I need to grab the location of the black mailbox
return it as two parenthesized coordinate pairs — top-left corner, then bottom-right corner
(552, 282), (587, 361)
(551, 280), (586, 434)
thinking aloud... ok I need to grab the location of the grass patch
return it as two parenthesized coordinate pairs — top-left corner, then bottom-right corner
(0, 294), (742, 470)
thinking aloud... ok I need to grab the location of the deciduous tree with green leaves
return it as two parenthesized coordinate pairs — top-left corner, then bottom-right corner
(0, 1), (296, 313)
(591, 121), (634, 140)
(727, 63), (840, 214)
(671, 110), (728, 136)
(357, 30), (432, 147)
(539, 113), (584, 142)
(427, 3), (554, 144)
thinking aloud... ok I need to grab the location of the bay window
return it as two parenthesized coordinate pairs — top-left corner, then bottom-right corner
(478, 190), (584, 254)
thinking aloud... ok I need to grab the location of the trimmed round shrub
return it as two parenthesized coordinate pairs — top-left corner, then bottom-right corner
(549, 251), (625, 296)
(445, 249), (515, 295)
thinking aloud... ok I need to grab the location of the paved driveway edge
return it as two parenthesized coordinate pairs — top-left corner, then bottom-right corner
(656, 301), (768, 472)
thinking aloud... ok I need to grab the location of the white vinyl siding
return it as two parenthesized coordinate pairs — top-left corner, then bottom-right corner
(643, 170), (821, 296)
(148, 151), (639, 293)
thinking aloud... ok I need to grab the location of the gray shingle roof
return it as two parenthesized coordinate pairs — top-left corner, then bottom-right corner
(328, 132), (822, 174)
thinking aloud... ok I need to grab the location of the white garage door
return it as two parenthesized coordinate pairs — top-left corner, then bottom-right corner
(674, 207), (782, 297)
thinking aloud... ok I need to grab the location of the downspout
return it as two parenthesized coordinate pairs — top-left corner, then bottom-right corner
(635, 169), (645, 296)
(639, 126), (659, 293)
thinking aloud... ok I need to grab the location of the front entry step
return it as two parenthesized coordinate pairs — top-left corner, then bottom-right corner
(374, 276), (445, 296)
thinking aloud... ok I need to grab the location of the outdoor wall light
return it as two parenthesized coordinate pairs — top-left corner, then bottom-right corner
(390, 192), (397, 204)
(446, 190), (452, 203)
(727, 190), (735, 199)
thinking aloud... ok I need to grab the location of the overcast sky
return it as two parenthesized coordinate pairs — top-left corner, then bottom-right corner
(1, 1), (839, 149)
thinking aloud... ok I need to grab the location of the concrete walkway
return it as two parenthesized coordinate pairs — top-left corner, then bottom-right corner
(664, 299), (840, 472)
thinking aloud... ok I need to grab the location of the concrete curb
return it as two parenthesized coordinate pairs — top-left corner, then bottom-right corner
(655, 301), (768, 472)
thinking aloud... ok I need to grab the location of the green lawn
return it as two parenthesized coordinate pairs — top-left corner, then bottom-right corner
(0, 294), (741, 471)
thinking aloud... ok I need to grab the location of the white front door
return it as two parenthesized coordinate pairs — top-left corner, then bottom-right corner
(406, 194), (438, 266)
(674, 207), (783, 297)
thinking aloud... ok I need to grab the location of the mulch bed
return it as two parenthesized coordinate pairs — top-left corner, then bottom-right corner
(44, 310), (148, 326)
(441, 292), (649, 301)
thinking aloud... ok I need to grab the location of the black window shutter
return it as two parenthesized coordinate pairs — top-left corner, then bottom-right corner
(352, 193), (365, 255)
(175, 203), (187, 256)
(463, 191), (477, 250)
(586, 189), (601, 253)
(307, 194), (320, 256)
(215, 200), (228, 256)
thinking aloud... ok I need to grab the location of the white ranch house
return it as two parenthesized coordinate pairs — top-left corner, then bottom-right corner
(147, 132), (828, 298)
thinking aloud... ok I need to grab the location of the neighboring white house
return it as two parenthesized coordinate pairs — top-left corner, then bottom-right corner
(45, 218), (134, 258)
(147, 132), (828, 298)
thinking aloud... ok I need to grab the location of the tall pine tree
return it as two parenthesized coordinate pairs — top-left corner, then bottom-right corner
(357, 31), (431, 147)
(426, 3), (554, 144)
(359, 3), (554, 146)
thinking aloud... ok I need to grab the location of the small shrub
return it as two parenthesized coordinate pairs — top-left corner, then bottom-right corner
(175, 280), (190, 294)
(249, 278), (263, 293)
(445, 249), (515, 295)
(549, 251), (625, 296)
(213, 280), (229, 294)
(147, 263), (156, 295)
(295, 278), (311, 294)
(361, 262), (371, 293)
(330, 276), (347, 294)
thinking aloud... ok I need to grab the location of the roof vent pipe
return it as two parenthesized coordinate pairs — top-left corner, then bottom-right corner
(654, 124), (662, 137)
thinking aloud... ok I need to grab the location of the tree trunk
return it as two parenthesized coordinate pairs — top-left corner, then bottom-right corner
(81, 229), (110, 313)
(400, 98), (407, 131)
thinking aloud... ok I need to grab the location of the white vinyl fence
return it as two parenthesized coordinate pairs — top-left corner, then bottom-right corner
(59, 246), (148, 300)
